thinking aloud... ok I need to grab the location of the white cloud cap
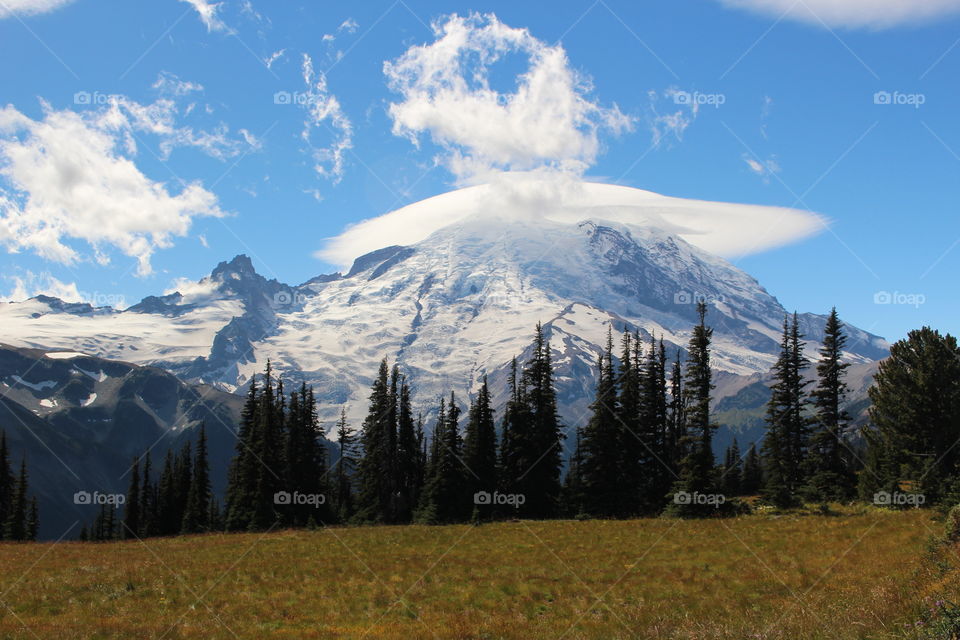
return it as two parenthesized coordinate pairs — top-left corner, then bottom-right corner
(318, 172), (825, 270)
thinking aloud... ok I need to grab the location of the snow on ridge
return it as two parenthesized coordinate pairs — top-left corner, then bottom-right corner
(9, 375), (56, 391)
(44, 351), (89, 359)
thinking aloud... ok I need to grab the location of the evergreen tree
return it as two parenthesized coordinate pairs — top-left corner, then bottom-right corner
(355, 359), (397, 523)
(333, 408), (356, 522)
(157, 449), (177, 535)
(250, 363), (285, 530)
(668, 303), (719, 516)
(616, 330), (642, 517)
(639, 336), (670, 514)
(761, 314), (810, 507)
(561, 426), (586, 518)
(417, 394), (466, 523)
(182, 424), (212, 533)
(861, 327), (960, 505)
(225, 376), (260, 531)
(463, 376), (497, 520)
(0, 430), (13, 538)
(666, 350), (686, 474)
(4, 458), (28, 540)
(123, 457), (141, 539)
(27, 497), (38, 541)
(520, 323), (564, 518)
(720, 439), (742, 497)
(396, 378), (421, 522)
(741, 442), (763, 495)
(580, 332), (623, 517)
(139, 451), (156, 537)
(805, 308), (856, 501)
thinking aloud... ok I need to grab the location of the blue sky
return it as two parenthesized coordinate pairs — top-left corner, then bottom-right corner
(1, 0), (959, 342)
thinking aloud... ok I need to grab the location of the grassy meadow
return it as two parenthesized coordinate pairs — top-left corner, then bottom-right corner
(0, 507), (955, 639)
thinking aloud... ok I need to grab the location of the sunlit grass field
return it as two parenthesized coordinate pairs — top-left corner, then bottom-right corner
(0, 508), (949, 639)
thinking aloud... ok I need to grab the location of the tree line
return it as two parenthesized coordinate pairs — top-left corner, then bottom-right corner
(79, 306), (960, 541)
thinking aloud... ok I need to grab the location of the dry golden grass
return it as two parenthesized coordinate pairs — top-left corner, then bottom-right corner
(0, 508), (944, 639)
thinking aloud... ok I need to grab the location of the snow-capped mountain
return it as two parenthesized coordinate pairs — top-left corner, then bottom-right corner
(0, 210), (888, 435)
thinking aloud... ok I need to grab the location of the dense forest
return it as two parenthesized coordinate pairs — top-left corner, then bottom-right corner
(77, 303), (960, 540)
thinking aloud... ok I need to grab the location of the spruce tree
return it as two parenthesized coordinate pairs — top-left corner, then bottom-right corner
(741, 442), (763, 495)
(139, 451), (156, 538)
(616, 330), (642, 517)
(27, 497), (38, 541)
(0, 431), (13, 539)
(520, 323), (564, 518)
(463, 376), (497, 520)
(355, 359), (396, 523)
(639, 336), (670, 514)
(182, 424), (211, 533)
(333, 408), (356, 522)
(580, 333), (622, 517)
(668, 302), (719, 516)
(761, 314), (810, 508)
(225, 375), (259, 531)
(123, 457), (141, 539)
(4, 458), (28, 540)
(667, 350), (686, 475)
(396, 378), (421, 522)
(157, 449), (177, 535)
(417, 393), (465, 523)
(720, 439), (742, 496)
(861, 327), (960, 505)
(805, 308), (856, 501)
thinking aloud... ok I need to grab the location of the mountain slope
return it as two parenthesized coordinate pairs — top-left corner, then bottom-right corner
(0, 215), (888, 439)
(0, 344), (244, 538)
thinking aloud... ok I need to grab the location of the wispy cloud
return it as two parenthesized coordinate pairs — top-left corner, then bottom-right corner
(300, 54), (353, 184)
(179, 0), (228, 32)
(0, 0), (74, 19)
(717, 0), (960, 29)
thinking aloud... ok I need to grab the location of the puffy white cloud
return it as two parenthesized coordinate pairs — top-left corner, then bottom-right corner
(717, 0), (960, 29)
(179, 0), (227, 32)
(318, 172), (824, 269)
(300, 54), (353, 183)
(0, 96), (231, 276)
(384, 13), (631, 183)
(0, 0), (74, 18)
